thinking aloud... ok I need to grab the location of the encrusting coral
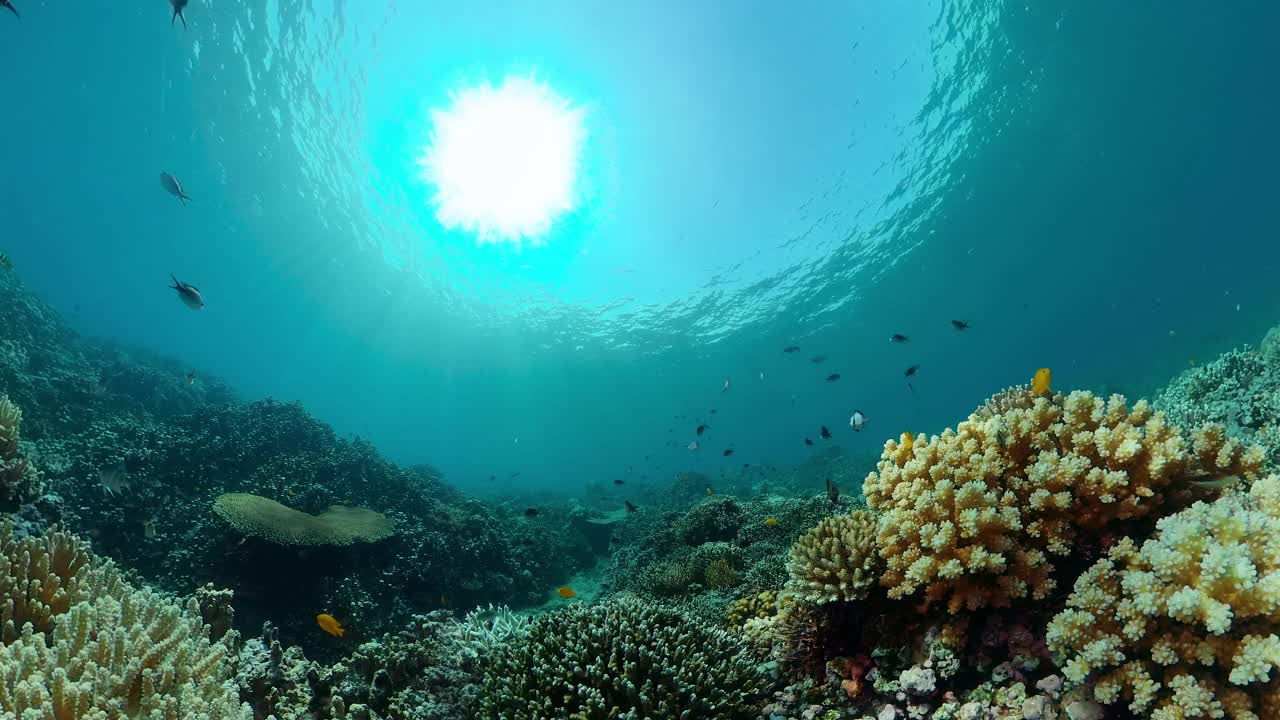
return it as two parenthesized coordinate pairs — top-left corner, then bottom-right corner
(213, 492), (395, 546)
(863, 389), (1263, 613)
(1046, 474), (1280, 720)
(0, 394), (41, 509)
(0, 522), (250, 718)
(476, 597), (770, 719)
(785, 510), (880, 604)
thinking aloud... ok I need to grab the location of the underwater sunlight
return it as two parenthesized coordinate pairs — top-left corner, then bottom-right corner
(417, 74), (586, 245)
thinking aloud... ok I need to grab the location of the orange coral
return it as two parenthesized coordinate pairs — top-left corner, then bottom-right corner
(864, 390), (1262, 613)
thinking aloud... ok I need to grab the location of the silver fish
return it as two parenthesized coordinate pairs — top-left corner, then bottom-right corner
(160, 172), (192, 205)
(169, 274), (204, 310)
(99, 463), (131, 496)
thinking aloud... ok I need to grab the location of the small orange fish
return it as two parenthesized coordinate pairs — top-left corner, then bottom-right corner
(557, 586), (577, 599)
(1031, 368), (1051, 395)
(316, 613), (345, 638)
(902, 431), (914, 453)
(763, 517), (778, 526)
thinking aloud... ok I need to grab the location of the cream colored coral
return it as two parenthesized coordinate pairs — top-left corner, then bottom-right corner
(864, 391), (1262, 613)
(0, 524), (251, 719)
(0, 396), (18, 458)
(1047, 475), (1280, 720)
(0, 395), (40, 506)
(785, 510), (880, 604)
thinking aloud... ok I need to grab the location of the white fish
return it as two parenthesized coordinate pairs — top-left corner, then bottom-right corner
(849, 410), (868, 432)
(159, 172), (192, 205)
(99, 463), (131, 496)
(169, 274), (204, 310)
(722, 377), (730, 394)
(687, 441), (699, 451)
(759, 371), (764, 381)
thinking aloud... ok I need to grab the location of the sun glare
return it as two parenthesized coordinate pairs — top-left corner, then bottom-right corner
(419, 75), (586, 245)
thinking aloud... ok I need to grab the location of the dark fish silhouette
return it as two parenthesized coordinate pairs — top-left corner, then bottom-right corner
(1, 1), (19, 19)
(624, 500), (639, 513)
(169, 274), (204, 310)
(890, 334), (910, 343)
(696, 424), (709, 436)
(825, 373), (841, 382)
(170, 0), (188, 29)
(820, 425), (831, 440)
(723, 449), (734, 457)
(523, 508), (539, 518)
(804, 438), (814, 446)
(904, 364), (920, 394)
(160, 172), (192, 204)
(951, 320), (969, 330)
(613, 479), (625, 485)
(826, 478), (839, 505)
(810, 355), (826, 363)
(783, 346), (800, 353)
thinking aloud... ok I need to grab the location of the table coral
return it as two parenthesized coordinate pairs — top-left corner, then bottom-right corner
(863, 389), (1262, 613)
(786, 510), (880, 604)
(1046, 474), (1280, 719)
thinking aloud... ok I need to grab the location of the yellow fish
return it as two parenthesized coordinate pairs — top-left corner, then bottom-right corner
(902, 431), (914, 453)
(316, 613), (345, 638)
(763, 517), (778, 526)
(557, 586), (577, 599)
(705, 487), (715, 496)
(1031, 368), (1051, 395)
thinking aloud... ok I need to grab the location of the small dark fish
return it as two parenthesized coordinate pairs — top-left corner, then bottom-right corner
(1, 1), (18, 19)
(696, 424), (709, 436)
(709, 409), (718, 414)
(826, 478), (839, 505)
(613, 479), (625, 485)
(904, 365), (920, 378)
(510, 472), (521, 478)
(185, 371), (196, 386)
(723, 449), (734, 457)
(804, 438), (814, 446)
(160, 172), (192, 204)
(783, 346), (801, 353)
(820, 425), (831, 440)
(624, 500), (638, 513)
(170, 0), (188, 29)
(810, 355), (826, 363)
(891, 334), (910, 343)
(951, 320), (970, 330)
(825, 373), (841, 382)
(488, 475), (496, 482)
(169, 274), (205, 310)
(523, 508), (539, 518)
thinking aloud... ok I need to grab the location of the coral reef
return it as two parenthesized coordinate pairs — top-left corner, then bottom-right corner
(1047, 474), (1280, 719)
(863, 390), (1263, 612)
(0, 395), (41, 510)
(477, 598), (772, 719)
(785, 510), (880, 604)
(0, 523), (250, 718)
(213, 493), (395, 545)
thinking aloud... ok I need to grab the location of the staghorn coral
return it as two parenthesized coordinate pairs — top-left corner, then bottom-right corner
(1046, 474), (1280, 720)
(212, 492), (395, 546)
(477, 598), (771, 719)
(0, 394), (41, 509)
(864, 390), (1263, 613)
(785, 510), (880, 604)
(0, 523), (250, 719)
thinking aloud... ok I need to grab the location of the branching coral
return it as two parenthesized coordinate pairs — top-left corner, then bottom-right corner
(0, 523), (250, 718)
(477, 598), (771, 719)
(864, 390), (1263, 613)
(785, 510), (880, 604)
(0, 394), (41, 509)
(1046, 475), (1280, 720)
(213, 492), (395, 545)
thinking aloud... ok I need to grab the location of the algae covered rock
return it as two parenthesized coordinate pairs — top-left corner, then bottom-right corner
(213, 492), (395, 545)
(477, 597), (772, 719)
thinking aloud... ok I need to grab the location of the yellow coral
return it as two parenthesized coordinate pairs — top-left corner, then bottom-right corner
(785, 510), (880, 604)
(864, 390), (1262, 613)
(1047, 475), (1280, 720)
(0, 523), (250, 718)
(727, 590), (778, 630)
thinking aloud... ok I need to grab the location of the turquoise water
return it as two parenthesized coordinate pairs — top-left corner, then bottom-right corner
(2, 0), (1277, 495)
